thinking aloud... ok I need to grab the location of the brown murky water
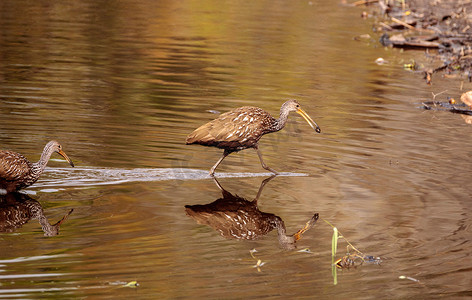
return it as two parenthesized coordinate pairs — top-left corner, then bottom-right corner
(1, 0), (471, 298)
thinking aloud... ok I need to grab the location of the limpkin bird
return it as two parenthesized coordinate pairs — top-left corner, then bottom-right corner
(186, 99), (321, 175)
(0, 140), (74, 193)
(185, 176), (319, 249)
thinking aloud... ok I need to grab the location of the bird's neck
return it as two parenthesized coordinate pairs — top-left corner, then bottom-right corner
(275, 107), (290, 131)
(275, 218), (296, 250)
(38, 214), (53, 234)
(32, 144), (54, 175)
(28, 200), (56, 236)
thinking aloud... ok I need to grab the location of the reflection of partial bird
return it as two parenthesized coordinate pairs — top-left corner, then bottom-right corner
(0, 141), (74, 192)
(186, 100), (321, 175)
(461, 114), (472, 124)
(0, 193), (73, 236)
(460, 91), (472, 108)
(185, 176), (319, 249)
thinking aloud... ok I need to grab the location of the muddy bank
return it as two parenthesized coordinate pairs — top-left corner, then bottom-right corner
(354, 0), (472, 84)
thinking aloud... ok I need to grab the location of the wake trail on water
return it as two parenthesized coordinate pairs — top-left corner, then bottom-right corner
(26, 167), (308, 192)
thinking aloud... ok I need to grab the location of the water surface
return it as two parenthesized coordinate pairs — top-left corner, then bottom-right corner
(0, 0), (471, 298)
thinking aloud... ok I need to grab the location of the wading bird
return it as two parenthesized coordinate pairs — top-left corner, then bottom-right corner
(0, 140), (74, 193)
(186, 99), (320, 175)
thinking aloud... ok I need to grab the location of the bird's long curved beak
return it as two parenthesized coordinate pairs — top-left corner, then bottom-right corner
(296, 108), (321, 133)
(57, 149), (75, 167)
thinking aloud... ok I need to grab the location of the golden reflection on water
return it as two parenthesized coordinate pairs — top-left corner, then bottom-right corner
(0, 0), (471, 298)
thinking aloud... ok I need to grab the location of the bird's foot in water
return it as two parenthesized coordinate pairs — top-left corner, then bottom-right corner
(265, 167), (279, 175)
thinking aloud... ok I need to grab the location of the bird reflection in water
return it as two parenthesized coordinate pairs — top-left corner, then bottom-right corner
(461, 114), (472, 124)
(185, 176), (319, 250)
(0, 193), (73, 236)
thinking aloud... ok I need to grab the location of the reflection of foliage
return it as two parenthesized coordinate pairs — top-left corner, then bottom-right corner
(322, 217), (381, 285)
(249, 249), (266, 272)
(334, 246), (380, 269)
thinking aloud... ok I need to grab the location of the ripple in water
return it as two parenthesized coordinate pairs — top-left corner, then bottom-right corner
(31, 167), (307, 191)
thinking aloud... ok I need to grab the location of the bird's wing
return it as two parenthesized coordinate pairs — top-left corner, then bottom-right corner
(0, 151), (31, 181)
(209, 111), (247, 142)
(186, 110), (241, 144)
(186, 107), (268, 145)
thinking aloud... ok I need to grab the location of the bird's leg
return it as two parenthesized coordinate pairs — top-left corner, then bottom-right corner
(254, 145), (279, 175)
(209, 150), (230, 176)
(253, 175), (277, 202)
(212, 176), (224, 190)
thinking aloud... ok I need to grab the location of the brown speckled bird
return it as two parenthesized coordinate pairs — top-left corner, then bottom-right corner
(0, 140), (74, 193)
(186, 99), (321, 175)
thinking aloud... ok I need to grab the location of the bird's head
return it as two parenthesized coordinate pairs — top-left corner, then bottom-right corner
(283, 100), (321, 133)
(47, 140), (75, 167)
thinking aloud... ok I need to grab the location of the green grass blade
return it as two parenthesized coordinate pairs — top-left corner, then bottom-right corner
(332, 227), (338, 257)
